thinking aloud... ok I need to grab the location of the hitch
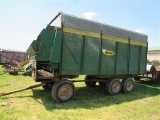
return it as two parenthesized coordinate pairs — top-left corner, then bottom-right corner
(0, 84), (42, 97)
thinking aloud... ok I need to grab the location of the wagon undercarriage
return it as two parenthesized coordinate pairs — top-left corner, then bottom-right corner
(36, 68), (135, 103)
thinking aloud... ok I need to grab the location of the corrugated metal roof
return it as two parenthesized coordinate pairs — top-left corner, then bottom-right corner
(61, 12), (148, 43)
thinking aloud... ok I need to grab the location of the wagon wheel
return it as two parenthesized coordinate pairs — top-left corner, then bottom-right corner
(98, 78), (108, 87)
(106, 78), (122, 95)
(122, 77), (135, 93)
(85, 75), (96, 87)
(41, 82), (54, 90)
(51, 80), (75, 103)
(98, 82), (106, 87)
(134, 76), (140, 81)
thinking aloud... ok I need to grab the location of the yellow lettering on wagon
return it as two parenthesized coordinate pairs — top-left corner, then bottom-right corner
(102, 48), (115, 56)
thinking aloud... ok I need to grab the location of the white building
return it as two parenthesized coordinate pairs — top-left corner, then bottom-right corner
(147, 46), (160, 61)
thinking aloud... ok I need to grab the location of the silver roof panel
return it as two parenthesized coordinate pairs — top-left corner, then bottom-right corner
(61, 12), (148, 43)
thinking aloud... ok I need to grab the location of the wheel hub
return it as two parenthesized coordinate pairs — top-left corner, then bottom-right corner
(112, 81), (121, 93)
(126, 80), (133, 91)
(58, 85), (72, 100)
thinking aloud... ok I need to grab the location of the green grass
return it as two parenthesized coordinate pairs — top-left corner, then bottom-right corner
(0, 65), (160, 120)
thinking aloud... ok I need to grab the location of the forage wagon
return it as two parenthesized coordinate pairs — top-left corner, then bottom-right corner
(27, 12), (148, 103)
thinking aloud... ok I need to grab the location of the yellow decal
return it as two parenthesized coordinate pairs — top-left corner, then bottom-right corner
(102, 48), (115, 56)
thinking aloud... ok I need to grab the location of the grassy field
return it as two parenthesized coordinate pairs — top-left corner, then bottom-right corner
(0, 65), (160, 120)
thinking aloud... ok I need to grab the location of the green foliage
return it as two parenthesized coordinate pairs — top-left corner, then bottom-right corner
(0, 65), (160, 120)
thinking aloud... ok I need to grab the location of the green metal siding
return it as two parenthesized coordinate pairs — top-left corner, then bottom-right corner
(140, 47), (147, 74)
(56, 32), (147, 76)
(61, 33), (82, 75)
(116, 43), (128, 74)
(101, 39), (116, 74)
(129, 45), (139, 74)
(61, 33), (101, 75)
(50, 30), (62, 63)
(37, 29), (55, 61)
(83, 36), (100, 74)
(60, 32), (147, 76)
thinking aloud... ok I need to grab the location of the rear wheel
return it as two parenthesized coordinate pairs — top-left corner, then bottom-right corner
(106, 78), (122, 95)
(85, 76), (96, 87)
(98, 82), (106, 87)
(122, 77), (135, 93)
(51, 80), (75, 103)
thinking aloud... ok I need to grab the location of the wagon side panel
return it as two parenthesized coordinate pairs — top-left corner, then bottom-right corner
(116, 42), (128, 74)
(129, 45), (139, 74)
(82, 36), (100, 74)
(101, 39), (116, 74)
(140, 46), (147, 74)
(61, 32), (82, 75)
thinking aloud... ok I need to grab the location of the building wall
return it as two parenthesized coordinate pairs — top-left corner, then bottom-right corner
(0, 51), (28, 64)
(147, 50), (160, 61)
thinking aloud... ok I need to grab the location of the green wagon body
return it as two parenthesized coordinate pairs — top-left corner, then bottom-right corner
(27, 12), (148, 103)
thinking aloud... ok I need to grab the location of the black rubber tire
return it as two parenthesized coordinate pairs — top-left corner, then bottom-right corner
(134, 77), (140, 81)
(98, 82), (106, 87)
(106, 78), (122, 95)
(51, 80), (75, 103)
(41, 82), (54, 90)
(122, 77), (135, 93)
(85, 76), (96, 87)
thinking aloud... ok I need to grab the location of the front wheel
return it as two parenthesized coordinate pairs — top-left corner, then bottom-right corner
(51, 80), (75, 103)
(106, 78), (122, 95)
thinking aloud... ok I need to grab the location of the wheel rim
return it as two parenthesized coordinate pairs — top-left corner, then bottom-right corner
(126, 80), (134, 91)
(58, 84), (73, 100)
(111, 81), (121, 93)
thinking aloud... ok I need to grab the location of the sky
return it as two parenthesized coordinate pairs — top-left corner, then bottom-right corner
(0, 0), (160, 52)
